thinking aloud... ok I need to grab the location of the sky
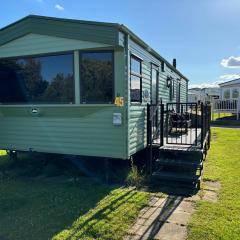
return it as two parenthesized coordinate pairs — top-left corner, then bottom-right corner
(1, 0), (240, 88)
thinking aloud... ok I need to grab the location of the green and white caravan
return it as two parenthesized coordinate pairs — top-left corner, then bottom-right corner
(0, 15), (188, 160)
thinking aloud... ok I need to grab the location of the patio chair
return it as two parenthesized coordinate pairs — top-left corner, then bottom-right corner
(168, 111), (191, 134)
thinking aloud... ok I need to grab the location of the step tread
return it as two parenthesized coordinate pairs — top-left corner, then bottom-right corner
(159, 145), (203, 153)
(152, 170), (201, 182)
(156, 158), (203, 168)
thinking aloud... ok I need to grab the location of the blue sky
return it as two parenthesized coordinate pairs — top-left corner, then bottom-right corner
(1, 0), (240, 88)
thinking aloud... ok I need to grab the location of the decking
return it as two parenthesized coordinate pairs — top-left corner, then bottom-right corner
(212, 98), (240, 120)
(153, 128), (202, 147)
(147, 102), (211, 190)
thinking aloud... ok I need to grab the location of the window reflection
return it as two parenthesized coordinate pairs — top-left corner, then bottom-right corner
(130, 56), (142, 102)
(223, 89), (230, 99)
(232, 88), (239, 99)
(80, 51), (114, 103)
(0, 53), (74, 104)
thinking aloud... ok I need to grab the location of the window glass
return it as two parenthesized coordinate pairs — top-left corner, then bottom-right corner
(172, 80), (175, 98)
(0, 53), (74, 104)
(232, 88), (239, 98)
(130, 56), (142, 102)
(224, 89), (230, 99)
(80, 51), (114, 103)
(131, 57), (141, 74)
(151, 68), (158, 104)
(161, 61), (165, 72)
(131, 75), (141, 102)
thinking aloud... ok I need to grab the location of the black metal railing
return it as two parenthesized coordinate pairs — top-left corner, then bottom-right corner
(146, 102), (211, 173)
(200, 102), (211, 149)
(147, 102), (164, 173)
(166, 103), (199, 145)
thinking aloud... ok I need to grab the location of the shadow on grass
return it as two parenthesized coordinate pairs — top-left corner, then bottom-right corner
(211, 114), (240, 126)
(0, 153), (114, 240)
(52, 188), (150, 240)
(0, 152), (150, 240)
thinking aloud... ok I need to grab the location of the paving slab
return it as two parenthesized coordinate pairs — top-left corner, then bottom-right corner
(184, 194), (201, 202)
(202, 189), (218, 203)
(165, 211), (192, 226)
(152, 197), (167, 207)
(141, 206), (160, 219)
(174, 200), (195, 214)
(154, 222), (187, 240)
(125, 195), (196, 240)
(203, 180), (221, 191)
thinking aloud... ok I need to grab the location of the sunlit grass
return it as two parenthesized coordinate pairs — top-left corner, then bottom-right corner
(212, 112), (233, 120)
(0, 152), (151, 240)
(0, 150), (6, 156)
(53, 188), (151, 240)
(188, 128), (240, 240)
(211, 112), (240, 126)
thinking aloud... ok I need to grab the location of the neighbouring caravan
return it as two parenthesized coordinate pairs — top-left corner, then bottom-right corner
(0, 15), (188, 160)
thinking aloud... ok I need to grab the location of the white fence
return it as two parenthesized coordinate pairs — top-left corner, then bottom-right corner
(212, 98), (240, 120)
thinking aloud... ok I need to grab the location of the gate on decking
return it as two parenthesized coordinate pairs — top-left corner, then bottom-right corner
(147, 102), (211, 188)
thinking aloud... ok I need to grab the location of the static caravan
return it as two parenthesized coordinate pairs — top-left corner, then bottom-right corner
(212, 79), (240, 120)
(0, 15), (188, 161)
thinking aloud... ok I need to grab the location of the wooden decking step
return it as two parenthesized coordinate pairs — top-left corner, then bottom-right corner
(152, 170), (201, 183)
(159, 145), (203, 153)
(156, 158), (203, 169)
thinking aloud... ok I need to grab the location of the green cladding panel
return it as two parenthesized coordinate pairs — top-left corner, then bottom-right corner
(0, 106), (126, 159)
(127, 39), (188, 157)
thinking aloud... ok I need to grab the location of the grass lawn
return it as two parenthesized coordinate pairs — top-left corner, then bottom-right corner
(211, 112), (240, 126)
(0, 152), (151, 240)
(188, 127), (240, 240)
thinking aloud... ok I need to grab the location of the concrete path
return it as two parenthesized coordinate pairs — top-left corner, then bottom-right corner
(124, 195), (195, 240)
(125, 181), (220, 240)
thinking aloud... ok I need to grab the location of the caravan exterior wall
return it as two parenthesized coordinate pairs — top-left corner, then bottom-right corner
(0, 15), (189, 160)
(128, 39), (188, 156)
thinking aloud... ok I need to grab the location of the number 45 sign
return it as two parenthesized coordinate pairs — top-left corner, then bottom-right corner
(114, 96), (124, 107)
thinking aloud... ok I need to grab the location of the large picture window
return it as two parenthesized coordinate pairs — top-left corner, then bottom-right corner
(0, 53), (74, 104)
(80, 51), (114, 103)
(130, 55), (142, 102)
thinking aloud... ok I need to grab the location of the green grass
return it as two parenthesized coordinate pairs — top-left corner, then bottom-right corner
(212, 112), (233, 120)
(53, 189), (151, 240)
(188, 128), (240, 240)
(0, 151), (151, 240)
(211, 112), (240, 126)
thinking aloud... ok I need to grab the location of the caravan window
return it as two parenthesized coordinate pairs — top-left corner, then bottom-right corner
(80, 51), (114, 103)
(130, 55), (142, 102)
(0, 53), (74, 104)
(232, 88), (239, 98)
(223, 89), (230, 99)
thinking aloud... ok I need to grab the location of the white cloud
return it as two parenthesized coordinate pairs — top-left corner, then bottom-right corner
(189, 82), (221, 89)
(191, 54), (240, 89)
(189, 74), (240, 89)
(219, 74), (240, 81)
(55, 4), (64, 11)
(221, 56), (240, 68)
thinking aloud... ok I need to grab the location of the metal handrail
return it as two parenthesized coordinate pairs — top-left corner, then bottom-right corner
(147, 102), (164, 174)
